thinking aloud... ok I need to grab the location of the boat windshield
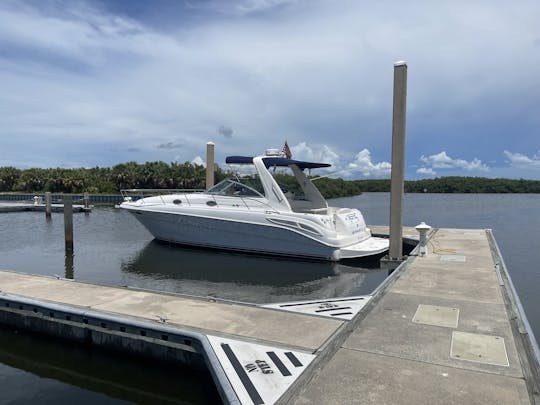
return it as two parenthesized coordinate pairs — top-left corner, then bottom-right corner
(207, 179), (264, 197)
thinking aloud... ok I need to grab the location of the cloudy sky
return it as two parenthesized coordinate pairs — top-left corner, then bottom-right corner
(0, 0), (539, 179)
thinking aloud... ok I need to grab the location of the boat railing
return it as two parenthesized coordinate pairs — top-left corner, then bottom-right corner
(120, 189), (205, 206)
(236, 196), (280, 213)
(121, 188), (280, 212)
(206, 193), (279, 213)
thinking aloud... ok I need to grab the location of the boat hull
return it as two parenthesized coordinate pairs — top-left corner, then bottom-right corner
(131, 207), (336, 261)
(126, 209), (357, 261)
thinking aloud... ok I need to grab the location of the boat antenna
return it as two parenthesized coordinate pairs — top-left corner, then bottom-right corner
(311, 168), (351, 181)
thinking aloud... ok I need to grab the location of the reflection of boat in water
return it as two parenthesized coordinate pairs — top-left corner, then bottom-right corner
(121, 241), (387, 304)
(120, 150), (388, 261)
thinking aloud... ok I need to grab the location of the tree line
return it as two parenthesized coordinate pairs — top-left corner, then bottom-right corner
(0, 162), (226, 194)
(0, 163), (539, 197)
(352, 177), (540, 194)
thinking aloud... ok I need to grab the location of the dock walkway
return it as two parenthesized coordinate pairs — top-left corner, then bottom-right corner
(0, 228), (538, 404)
(294, 228), (538, 404)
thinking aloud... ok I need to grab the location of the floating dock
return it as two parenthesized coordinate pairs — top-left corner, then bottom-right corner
(0, 228), (538, 404)
(0, 202), (90, 213)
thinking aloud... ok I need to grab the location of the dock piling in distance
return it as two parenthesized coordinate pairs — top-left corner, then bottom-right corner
(45, 192), (52, 219)
(388, 61), (408, 263)
(206, 141), (215, 190)
(83, 192), (90, 209)
(64, 196), (74, 253)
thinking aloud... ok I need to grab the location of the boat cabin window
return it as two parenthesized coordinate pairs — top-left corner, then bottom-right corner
(207, 179), (263, 197)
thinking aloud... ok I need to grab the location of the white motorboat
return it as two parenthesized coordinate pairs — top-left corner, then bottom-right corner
(120, 150), (389, 261)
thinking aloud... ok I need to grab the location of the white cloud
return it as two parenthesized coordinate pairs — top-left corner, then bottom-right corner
(420, 151), (489, 172)
(290, 142), (340, 168)
(270, 142), (391, 178)
(191, 156), (206, 167)
(416, 167), (437, 176)
(346, 149), (391, 178)
(504, 150), (540, 169)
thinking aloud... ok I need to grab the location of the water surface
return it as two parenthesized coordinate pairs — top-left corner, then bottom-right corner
(0, 193), (538, 404)
(0, 202), (389, 404)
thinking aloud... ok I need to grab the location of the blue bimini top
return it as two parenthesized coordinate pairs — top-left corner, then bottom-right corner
(225, 156), (331, 170)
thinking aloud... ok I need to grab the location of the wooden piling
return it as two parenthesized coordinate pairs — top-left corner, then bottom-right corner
(45, 192), (52, 219)
(83, 192), (90, 215)
(206, 142), (215, 190)
(389, 61), (407, 261)
(64, 196), (74, 253)
(64, 252), (74, 279)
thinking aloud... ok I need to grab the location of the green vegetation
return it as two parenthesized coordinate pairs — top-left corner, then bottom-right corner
(347, 177), (540, 195)
(1, 163), (539, 197)
(0, 162), (227, 194)
(403, 176), (540, 193)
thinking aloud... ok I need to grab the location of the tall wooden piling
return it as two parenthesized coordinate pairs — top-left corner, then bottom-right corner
(65, 252), (74, 279)
(45, 192), (52, 219)
(206, 141), (215, 190)
(64, 196), (74, 253)
(389, 61), (407, 261)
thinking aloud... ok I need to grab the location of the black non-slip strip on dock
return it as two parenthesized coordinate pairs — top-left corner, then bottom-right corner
(330, 312), (353, 316)
(221, 343), (264, 405)
(278, 297), (365, 308)
(266, 351), (291, 376)
(314, 306), (352, 313)
(284, 352), (303, 367)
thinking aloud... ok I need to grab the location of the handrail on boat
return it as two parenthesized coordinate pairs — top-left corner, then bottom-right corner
(120, 188), (280, 213)
(121, 188), (205, 206)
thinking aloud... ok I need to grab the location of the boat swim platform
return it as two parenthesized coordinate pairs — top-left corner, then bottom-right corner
(0, 228), (539, 404)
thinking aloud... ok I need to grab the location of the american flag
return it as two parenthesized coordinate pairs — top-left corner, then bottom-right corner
(282, 141), (292, 159)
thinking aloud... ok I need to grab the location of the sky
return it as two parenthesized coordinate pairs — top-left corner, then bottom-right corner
(0, 0), (539, 179)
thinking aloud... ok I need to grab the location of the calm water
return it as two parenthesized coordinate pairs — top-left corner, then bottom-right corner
(0, 193), (539, 404)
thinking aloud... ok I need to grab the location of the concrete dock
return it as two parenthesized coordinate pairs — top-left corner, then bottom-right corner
(0, 228), (538, 404)
(293, 228), (539, 404)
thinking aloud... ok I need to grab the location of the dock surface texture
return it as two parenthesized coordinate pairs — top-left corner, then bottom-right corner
(294, 228), (538, 405)
(0, 228), (538, 405)
(0, 271), (340, 351)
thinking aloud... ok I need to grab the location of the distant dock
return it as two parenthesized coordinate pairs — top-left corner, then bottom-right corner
(0, 201), (90, 213)
(0, 193), (123, 206)
(0, 228), (538, 404)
